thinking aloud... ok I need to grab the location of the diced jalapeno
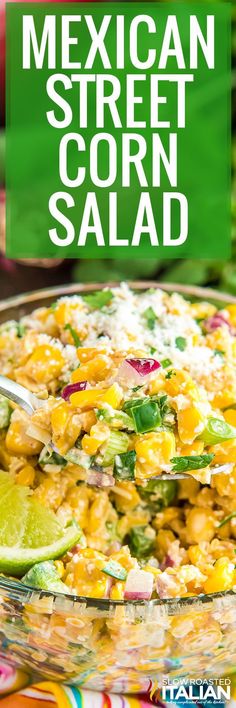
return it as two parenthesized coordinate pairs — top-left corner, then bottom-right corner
(102, 560), (127, 580)
(129, 525), (155, 558)
(130, 400), (161, 433)
(137, 479), (177, 512)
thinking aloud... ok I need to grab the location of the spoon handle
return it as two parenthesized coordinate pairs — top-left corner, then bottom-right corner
(0, 375), (43, 415)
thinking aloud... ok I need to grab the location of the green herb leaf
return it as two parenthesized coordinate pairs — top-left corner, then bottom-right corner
(143, 307), (157, 331)
(83, 290), (113, 310)
(16, 322), (26, 338)
(214, 349), (225, 358)
(218, 512), (236, 528)
(161, 358), (172, 369)
(165, 370), (176, 380)
(175, 336), (187, 351)
(171, 453), (214, 472)
(64, 323), (82, 347)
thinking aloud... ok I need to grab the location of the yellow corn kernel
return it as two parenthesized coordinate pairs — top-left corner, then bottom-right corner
(99, 384), (123, 409)
(66, 485), (90, 528)
(164, 370), (196, 398)
(51, 401), (70, 437)
(135, 430), (176, 478)
(70, 384), (122, 410)
(33, 477), (64, 510)
(178, 440), (204, 457)
(177, 403), (205, 445)
(155, 529), (176, 556)
(186, 507), (216, 544)
(87, 494), (110, 534)
(225, 304), (236, 326)
(54, 560), (64, 578)
(110, 582), (124, 600)
(190, 302), (216, 319)
(77, 348), (108, 364)
(54, 302), (80, 327)
(209, 439), (236, 465)
(212, 466), (236, 497)
(6, 419), (43, 456)
(51, 401), (81, 454)
(72, 355), (112, 384)
(25, 344), (65, 384)
(188, 544), (207, 569)
(80, 410), (97, 433)
(82, 422), (109, 455)
(224, 409), (236, 427)
(148, 371), (165, 395)
(112, 481), (141, 512)
(203, 557), (236, 594)
(70, 388), (105, 409)
(16, 465), (35, 486)
(81, 435), (101, 455)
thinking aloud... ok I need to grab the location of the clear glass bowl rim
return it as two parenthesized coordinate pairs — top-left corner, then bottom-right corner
(1, 279), (236, 612)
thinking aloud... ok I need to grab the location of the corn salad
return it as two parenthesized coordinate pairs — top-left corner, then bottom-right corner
(1, 283), (236, 600)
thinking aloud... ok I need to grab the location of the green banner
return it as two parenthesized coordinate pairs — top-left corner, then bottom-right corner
(6, 2), (231, 259)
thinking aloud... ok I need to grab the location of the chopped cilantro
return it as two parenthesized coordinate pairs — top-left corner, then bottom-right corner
(175, 336), (187, 351)
(171, 453), (214, 472)
(161, 358), (172, 369)
(83, 290), (113, 310)
(16, 322), (26, 338)
(64, 323), (82, 347)
(165, 370), (176, 380)
(143, 307), (157, 331)
(214, 349), (225, 358)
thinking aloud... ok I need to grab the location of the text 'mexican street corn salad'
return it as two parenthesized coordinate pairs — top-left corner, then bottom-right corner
(1, 283), (236, 602)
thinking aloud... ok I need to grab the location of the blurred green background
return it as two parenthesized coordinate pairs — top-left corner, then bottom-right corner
(0, 1), (235, 296)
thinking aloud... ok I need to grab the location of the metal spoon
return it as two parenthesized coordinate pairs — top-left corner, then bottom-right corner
(0, 374), (46, 415)
(0, 375), (233, 482)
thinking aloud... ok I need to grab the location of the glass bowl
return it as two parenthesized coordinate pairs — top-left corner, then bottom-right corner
(0, 281), (236, 693)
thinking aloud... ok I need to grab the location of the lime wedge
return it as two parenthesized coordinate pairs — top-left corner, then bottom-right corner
(0, 473), (82, 575)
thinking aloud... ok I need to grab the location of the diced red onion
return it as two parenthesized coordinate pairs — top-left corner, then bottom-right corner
(203, 314), (231, 333)
(124, 569), (153, 601)
(87, 471), (115, 488)
(118, 358), (161, 386)
(104, 576), (113, 599)
(61, 381), (88, 401)
(160, 554), (175, 571)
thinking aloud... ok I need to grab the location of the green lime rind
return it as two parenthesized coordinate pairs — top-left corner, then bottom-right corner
(0, 522), (82, 576)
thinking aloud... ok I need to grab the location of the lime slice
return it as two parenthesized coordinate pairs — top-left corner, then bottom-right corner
(0, 473), (82, 575)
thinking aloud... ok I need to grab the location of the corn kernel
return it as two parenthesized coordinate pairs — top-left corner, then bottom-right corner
(16, 465), (35, 486)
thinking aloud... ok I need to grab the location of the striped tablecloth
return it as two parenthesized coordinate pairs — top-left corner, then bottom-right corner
(0, 661), (236, 707)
